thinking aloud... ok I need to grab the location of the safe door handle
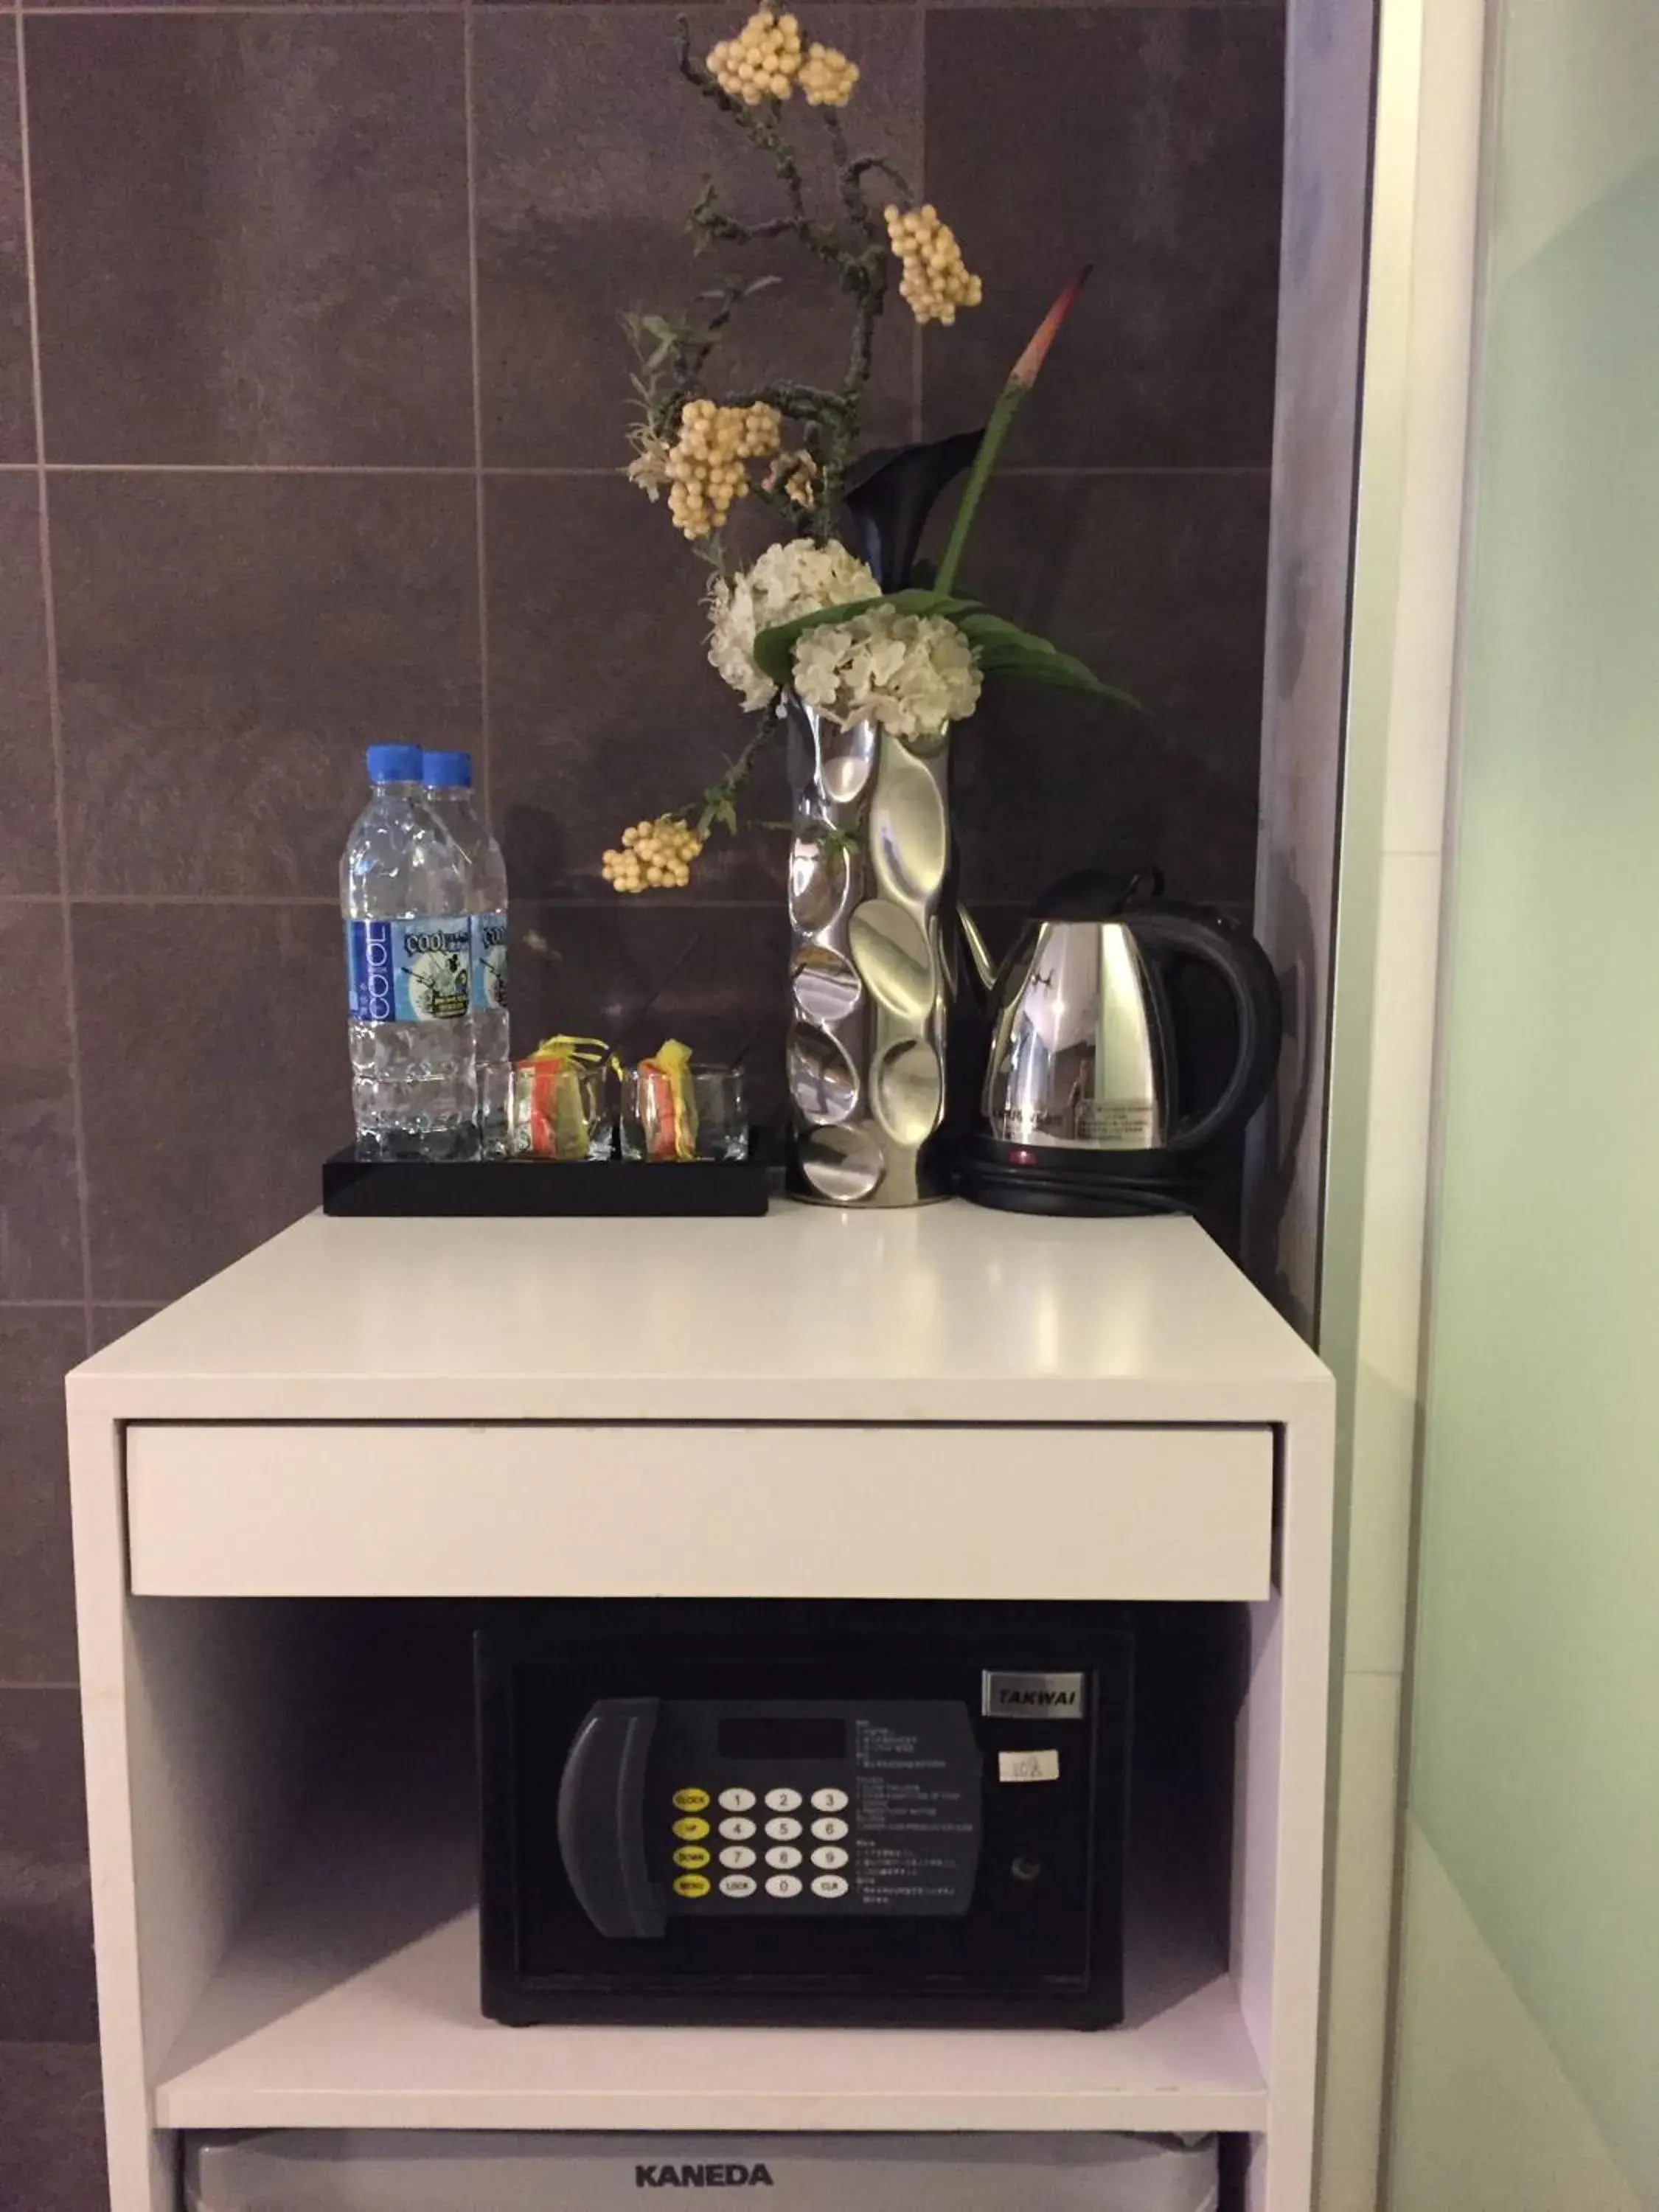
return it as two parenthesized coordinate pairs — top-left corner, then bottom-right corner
(557, 1697), (667, 1939)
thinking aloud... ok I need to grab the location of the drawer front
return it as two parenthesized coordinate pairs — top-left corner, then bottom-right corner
(125, 1423), (1274, 1601)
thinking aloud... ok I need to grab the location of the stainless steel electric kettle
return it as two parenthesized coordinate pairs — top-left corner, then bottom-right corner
(956, 868), (1281, 1215)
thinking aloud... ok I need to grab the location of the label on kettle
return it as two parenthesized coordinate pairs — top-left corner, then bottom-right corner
(1076, 1099), (1156, 1146)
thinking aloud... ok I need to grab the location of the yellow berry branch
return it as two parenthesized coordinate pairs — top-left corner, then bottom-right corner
(626, 274), (777, 452)
(689, 192), (811, 251)
(602, 709), (783, 894)
(660, 13), (910, 535)
(630, 12), (984, 555)
(611, 10), (1001, 891)
(678, 22), (836, 263)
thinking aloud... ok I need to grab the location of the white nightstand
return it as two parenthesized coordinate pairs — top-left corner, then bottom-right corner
(68, 1203), (1333, 2212)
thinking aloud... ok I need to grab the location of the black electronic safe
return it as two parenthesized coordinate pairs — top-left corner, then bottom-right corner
(476, 1601), (1133, 2028)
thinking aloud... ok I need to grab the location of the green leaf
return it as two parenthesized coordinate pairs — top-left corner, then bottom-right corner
(956, 611), (1138, 707)
(752, 589), (982, 689)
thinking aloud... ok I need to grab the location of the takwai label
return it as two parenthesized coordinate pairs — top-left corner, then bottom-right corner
(474, 910), (509, 1012)
(347, 917), (472, 1023)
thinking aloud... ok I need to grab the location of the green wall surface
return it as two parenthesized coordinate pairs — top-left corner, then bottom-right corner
(1390, 5), (1659, 2205)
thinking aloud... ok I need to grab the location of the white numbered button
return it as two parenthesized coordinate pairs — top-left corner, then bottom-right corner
(810, 1873), (849, 1899)
(810, 1815), (849, 1842)
(810, 1787), (849, 1813)
(765, 1873), (803, 1899)
(719, 1845), (756, 1870)
(717, 1787), (756, 1812)
(765, 1845), (801, 1870)
(764, 1787), (803, 1812)
(765, 1815), (802, 1841)
(718, 1816), (756, 1841)
(719, 1873), (757, 1899)
(810, 1844), (848, 1871)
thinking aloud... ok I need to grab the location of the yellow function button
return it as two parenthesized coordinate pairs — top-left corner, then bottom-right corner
(672, 1873), (712, 1899)
(672, 1816), (710, 1841)
(673, 1846), (711, 1870)
(672, 1788), (711, 1812)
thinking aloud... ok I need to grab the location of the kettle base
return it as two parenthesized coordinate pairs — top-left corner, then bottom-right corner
(954, 1134), (1203, 1220)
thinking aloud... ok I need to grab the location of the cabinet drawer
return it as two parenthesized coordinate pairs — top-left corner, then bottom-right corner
(125, 1422), (1274, 1601)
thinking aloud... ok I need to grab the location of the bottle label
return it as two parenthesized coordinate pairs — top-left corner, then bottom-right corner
(346, 918), (473, 1023)
(473, 911), (509, 1012)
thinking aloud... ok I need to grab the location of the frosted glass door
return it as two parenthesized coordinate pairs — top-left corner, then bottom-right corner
(1388, 6), (1659, 2208)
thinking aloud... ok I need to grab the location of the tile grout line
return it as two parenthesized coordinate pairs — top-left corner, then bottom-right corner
(14, 17), (94, 1354)
(18, 1), (902, 12)
(23, 3), (466, 12)
(27, 461), (490, 476)
(462, 0), (494, 824)
(57, 894), (352, 906)
(18, 3), (1287, 13)
(0, 462), (1275, 480)
(14, 893), (793, 911)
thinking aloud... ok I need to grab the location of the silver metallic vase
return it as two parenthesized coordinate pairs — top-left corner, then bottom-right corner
(784, 695), (953, 1206)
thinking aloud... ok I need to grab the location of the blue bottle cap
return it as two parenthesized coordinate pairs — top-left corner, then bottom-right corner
(422, 750), (473, 789)
(366, 744), (422, 784)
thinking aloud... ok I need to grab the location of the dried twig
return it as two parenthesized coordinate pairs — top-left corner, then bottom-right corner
(690, 711), (783, 837)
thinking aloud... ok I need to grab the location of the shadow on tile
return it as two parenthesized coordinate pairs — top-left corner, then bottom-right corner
(0, 2042), (107, 2212)
(474, 8), (920, 466)
(928, 472), (1270, 911)
(0, 1688), (97, 2043)
(51, 471), (480, 898)
(487, 473), (790, 904)
(0, 42), (32, 465)
(75, 903), (352, 1303)
(921, 8), (1284, 467)
(0, 1310), (86, 1683)
(0, 905), (83, 1301)
(515, 901), (789, 1125)
(27, 16), (472, 465)
(0, 477), (57, 897)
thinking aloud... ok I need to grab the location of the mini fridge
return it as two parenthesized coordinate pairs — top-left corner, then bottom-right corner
(184, 2129), (1220, 2211)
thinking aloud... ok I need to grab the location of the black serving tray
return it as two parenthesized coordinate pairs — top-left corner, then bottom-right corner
(322, 1141), (775, 1218)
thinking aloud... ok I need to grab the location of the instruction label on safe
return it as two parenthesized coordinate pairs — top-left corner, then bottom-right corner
(850, 1708), (980, 1914)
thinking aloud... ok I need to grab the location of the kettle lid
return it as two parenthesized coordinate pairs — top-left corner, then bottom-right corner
(1032, 864), (1164, 923)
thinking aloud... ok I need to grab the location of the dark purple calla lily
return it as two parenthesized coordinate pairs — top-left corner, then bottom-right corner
(839, 428), (984, 591)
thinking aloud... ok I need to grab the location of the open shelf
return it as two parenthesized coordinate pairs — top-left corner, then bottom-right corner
(154, 1798), (1266, 2136)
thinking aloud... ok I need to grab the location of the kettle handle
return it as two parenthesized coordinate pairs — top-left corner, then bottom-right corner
(1128, 911), (1282, 1154)
(957, 904), (998, 997)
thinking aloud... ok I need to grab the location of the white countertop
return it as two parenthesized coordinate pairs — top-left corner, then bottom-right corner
(73, 1202), (1327, 1426)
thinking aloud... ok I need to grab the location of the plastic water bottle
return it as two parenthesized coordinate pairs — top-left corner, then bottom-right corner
(342, 743), (477, 1158)
(422, 751), (511, 1158)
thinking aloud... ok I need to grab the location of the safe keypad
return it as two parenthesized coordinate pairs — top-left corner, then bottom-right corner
(672, 1781), (855, 1905)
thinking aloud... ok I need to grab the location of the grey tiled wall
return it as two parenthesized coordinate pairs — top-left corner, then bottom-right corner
(0, 1), (1281, 2199)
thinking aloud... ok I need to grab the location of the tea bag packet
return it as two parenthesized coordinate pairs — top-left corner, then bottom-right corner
(512, 1035), (611, 1160)
(637, 1040), (699, 1162)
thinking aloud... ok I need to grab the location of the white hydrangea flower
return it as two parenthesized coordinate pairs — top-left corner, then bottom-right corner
(792, 607), (983, 742)
(706, 538), (879, 712)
